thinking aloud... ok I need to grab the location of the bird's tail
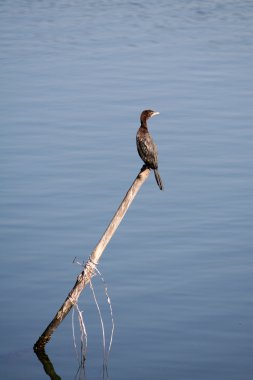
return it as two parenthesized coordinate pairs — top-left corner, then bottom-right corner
(154, 169), (164, 191)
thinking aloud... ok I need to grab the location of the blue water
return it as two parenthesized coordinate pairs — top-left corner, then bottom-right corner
(1, 1), (253, 379)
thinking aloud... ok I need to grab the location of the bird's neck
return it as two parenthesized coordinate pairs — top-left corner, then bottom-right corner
(140, 120), (148, 129)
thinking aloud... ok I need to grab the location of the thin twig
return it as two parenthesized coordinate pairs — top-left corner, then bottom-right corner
(89, 280), (107, 363)
(94, 266), (115, 360)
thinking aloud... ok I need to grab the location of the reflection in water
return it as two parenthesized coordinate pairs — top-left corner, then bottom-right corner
(34, 346), (110, 380)
(34, 348), (61, 380)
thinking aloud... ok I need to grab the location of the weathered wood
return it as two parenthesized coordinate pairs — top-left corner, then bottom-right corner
(34, 166), (150, 351)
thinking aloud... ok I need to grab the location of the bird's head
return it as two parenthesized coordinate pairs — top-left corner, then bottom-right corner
(140, 110), (160, 124)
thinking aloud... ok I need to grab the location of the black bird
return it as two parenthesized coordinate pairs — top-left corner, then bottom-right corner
(136, 110), (164, 190)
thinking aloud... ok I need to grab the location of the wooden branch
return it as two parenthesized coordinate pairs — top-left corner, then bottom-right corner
(34, 166), (151, 351)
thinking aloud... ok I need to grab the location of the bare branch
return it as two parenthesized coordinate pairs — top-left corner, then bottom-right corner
(34, 167), (150, 351)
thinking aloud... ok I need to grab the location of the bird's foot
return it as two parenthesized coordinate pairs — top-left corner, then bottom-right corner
(140, 164), (148, 173)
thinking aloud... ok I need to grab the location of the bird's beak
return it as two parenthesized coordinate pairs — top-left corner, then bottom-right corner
(151, 111), (160, 117)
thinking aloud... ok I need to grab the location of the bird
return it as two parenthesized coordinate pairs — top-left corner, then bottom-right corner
(136, 109), (164, 190)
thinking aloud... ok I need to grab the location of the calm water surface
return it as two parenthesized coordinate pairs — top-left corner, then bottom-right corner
(1, 1), (253, 379)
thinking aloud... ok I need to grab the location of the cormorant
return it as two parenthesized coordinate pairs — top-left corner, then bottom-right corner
(136, 110), (164, 191)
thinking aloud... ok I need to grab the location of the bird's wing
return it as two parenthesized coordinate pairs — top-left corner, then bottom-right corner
(137, 133), (158, 169)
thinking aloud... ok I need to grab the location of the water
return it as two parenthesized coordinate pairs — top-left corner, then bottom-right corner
(1, 1), (253, 379)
